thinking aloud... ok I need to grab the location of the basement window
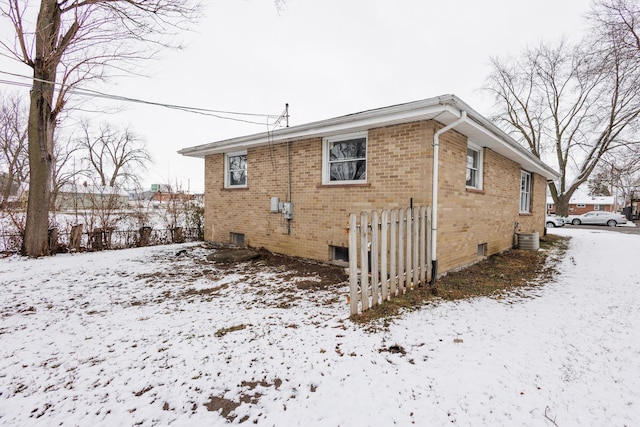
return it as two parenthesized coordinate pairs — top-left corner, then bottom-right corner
(230, 232), (245, 247)
(330, 245), (350, 264)
(477, 243), (488, 257)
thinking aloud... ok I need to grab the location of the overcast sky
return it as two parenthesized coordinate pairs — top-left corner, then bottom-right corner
(1, 0), (593, 193)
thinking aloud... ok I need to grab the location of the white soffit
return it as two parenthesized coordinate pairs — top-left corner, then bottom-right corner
(179, 95), (559, 180)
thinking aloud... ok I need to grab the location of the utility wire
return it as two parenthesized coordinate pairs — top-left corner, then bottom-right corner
(0, 70), (282, 126)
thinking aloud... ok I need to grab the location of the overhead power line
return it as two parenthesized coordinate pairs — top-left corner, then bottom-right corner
(0, 70), (283, 126)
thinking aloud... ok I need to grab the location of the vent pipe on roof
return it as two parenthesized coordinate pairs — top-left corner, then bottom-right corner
(430, 110), (468, 286)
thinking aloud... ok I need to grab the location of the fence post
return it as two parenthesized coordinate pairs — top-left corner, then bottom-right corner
(348, 213), (359, 316)
(48, 228), (59, 253)
(360, 211), (370, 311)
(172, 227), (184, 243)
(70, 224), (83, 251)
(104, 228), (113, 249)
(139, 226), (152, 247)
(91, 228), (104, 251)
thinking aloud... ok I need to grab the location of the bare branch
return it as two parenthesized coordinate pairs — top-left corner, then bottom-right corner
(483, 25), (640, 216)
(76, 121), (151, 188)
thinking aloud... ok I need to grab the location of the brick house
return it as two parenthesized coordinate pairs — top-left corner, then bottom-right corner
(547, 195), (615, 215)
(179, 95), (558, 280)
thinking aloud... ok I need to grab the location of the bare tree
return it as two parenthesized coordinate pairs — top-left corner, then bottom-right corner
(50, 134), (82, 213)
(589, 147), (640, 205)
(484, 4), (640, 216)
(0, 0), (200, 256)
(587, 169), (613, 196)
(77, 121), (151, 188)
(589, 0), (640, 54)
(0, 91), (29, 209)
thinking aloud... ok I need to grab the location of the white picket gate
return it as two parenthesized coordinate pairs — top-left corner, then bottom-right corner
(348, 206), (432, 315)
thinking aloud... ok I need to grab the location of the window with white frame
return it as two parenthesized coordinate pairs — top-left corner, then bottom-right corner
(322, 133), (367, 184)
(224, 152), (247, 188)
(520, 171), (532, 213)
(466, 143), (483, 189)
(594, 204), (601, 210)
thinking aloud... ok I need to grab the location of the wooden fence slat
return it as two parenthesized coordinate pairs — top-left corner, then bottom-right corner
(360, 211), (370, 311)
(370, 211), (380, 306)
(397, 208), (405, 295)
(380, 210), (389, 302)
(348, 213), (359, 315)
(389, 209), (398, 298)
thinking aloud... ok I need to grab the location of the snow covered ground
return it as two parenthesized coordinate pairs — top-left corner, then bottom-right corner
(1, 227), (638, 426)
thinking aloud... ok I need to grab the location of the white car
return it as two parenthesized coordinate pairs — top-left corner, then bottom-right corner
(567, 211), (628, 227)
(545, 215), (565, 228)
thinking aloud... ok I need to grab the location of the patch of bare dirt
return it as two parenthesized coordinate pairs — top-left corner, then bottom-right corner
(128, 245), (348, 308)
(249, 249), (348, 290)
(204, 378), (283, 423)
(352, 234), (569, 325)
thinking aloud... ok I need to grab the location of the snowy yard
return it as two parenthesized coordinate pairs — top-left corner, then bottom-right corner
(1, 228), (639, 426)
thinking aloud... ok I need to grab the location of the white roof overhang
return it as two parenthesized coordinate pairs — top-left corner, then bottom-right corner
(179, 94), (559, 180)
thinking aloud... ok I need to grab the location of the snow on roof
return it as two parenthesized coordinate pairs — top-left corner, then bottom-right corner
(547, 194), (614, 205)
(58, 183), (130, 197)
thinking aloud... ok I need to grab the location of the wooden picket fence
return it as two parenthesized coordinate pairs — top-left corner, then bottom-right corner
(348, 206), (432, 315)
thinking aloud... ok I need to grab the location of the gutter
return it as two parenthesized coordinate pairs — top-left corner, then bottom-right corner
(430, 110), (468, 286)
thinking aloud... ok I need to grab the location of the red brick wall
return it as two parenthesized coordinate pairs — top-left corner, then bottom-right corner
(567, 204), (612, 215)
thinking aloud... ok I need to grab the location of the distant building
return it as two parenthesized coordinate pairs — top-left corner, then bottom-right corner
(547, 194), (615, 215)
(126, 185), (199, 206)
(54, 183), (130, 211)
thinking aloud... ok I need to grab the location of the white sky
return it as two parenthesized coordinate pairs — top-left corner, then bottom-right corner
(1, 0), (593, 193)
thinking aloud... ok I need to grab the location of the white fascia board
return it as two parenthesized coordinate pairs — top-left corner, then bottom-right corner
(178, 94), (559, 180)
(438, 97), (560, 180)
(178, 96), (458, 158)
(460, 115), (560, 180)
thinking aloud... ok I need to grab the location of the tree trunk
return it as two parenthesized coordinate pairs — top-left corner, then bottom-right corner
(21, 1), (61, 257)
(555, 192), (572, 217)
(1, 171), (16, 209)
(22, 88), (55, 256)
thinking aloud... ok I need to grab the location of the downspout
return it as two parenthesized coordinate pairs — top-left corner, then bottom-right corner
(287, 140), (291, 235)
(430, 111), (468, 286)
